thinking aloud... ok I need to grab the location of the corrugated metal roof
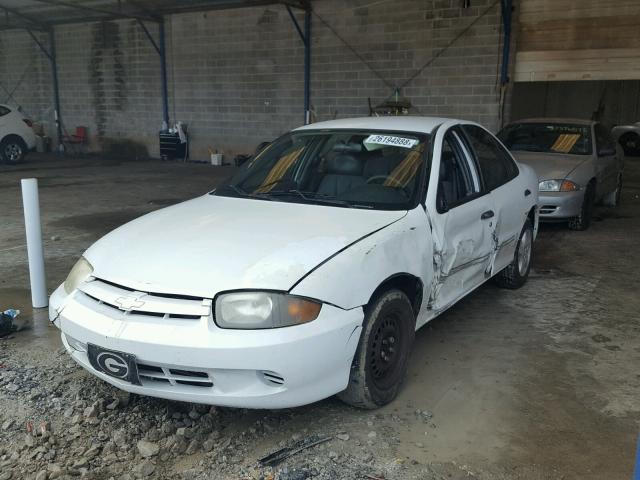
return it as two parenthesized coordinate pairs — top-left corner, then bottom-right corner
(0, 0), (310, 30)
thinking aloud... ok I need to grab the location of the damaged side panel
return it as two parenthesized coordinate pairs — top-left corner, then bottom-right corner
(426, 194), (498, 314)
(289, 207), (433, 320)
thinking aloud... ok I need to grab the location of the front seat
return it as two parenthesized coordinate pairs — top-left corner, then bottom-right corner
(317, 154), (366, 197)
(438, 150), (460, 210)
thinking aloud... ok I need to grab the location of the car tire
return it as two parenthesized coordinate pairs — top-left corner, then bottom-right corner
(338, 289), (415, 409)
(0, 136), (27, 164)
(568, 183), (595, 231)
(602, 174), (622, 207)
(494, 219), (533, 290)
(619, 132), (640, 157)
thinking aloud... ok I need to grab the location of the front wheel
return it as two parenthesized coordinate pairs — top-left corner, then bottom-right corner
(338, 289), (415, 409)
(568, 184), (595, 231)
(494, 219), (533, 289)
(602, 174), (622, 207)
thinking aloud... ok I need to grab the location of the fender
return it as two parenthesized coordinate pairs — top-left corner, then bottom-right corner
(289, 207), (433, 317)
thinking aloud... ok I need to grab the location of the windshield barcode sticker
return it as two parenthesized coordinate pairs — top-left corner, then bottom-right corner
(364, 135), (418, 149)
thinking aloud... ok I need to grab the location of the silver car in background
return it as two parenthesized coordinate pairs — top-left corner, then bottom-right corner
(612, 122), (640, 156)
(498, 119), (623, 230)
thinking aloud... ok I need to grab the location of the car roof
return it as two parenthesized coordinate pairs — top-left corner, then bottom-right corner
(507, 117), (595, 126)
(294, 116), (453, 134)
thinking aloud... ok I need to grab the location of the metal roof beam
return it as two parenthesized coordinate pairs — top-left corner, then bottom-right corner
(0, 3), (49, 30)
(30, 0), (159, 23)
(133, 0), (309, 16)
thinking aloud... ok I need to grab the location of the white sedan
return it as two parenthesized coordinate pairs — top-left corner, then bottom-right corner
(0, 104), (36, 164)
(50, 117), (538, 409)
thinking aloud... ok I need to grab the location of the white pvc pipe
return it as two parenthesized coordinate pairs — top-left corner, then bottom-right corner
(21, 178), (48, 308)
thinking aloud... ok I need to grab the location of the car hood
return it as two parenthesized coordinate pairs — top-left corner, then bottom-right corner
(84, 195), (406, 298)
(511, 151), (589, 181)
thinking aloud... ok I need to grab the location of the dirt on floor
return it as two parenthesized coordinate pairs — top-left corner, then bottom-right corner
(0, 153), (639, 480)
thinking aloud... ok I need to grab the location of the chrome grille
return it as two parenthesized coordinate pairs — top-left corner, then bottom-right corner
(78, 278), (211, 320)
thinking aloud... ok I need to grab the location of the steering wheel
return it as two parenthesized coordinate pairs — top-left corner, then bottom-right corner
(365, 175), (410, 197)
(367, 175), (404, 188)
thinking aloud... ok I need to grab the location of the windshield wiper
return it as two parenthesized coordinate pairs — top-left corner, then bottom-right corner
(265, 189), (375, 209)
(219, 184), (273, 201)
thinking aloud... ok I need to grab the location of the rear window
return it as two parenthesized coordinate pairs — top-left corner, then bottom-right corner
(498, 123), (592, 155)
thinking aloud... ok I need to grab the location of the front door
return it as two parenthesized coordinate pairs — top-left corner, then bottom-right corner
(428, 129), (496, 312)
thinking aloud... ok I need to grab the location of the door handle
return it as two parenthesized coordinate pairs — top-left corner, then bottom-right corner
(524, 189), (531, 197)
(481, 210), (494, 220)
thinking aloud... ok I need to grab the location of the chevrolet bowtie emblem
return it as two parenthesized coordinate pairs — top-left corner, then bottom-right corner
(114, 295), (146, 311)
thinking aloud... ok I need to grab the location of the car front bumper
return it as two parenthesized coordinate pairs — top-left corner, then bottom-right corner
(537, 190), (584, 220)
(49, 283), (363, 409)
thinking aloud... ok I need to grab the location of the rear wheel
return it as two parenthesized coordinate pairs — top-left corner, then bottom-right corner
(568, 184), (595, 230)
(0, 136), (26, 164)
(619, 132), (640, 157)
(338, 289), (415, 409)
(494, 219), (533, 289)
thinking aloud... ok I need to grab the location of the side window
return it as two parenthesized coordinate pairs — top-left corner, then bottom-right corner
(462, 125), (518, 191)
(437, 131), (480, 212)
(0, 106), (10, 117)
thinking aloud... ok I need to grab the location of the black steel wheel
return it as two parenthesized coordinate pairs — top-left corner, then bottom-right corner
(338, 289), (415, 409)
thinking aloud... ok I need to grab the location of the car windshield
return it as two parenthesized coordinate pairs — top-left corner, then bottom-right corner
(498, 123), (592, 155)
(213, 129), (430, 210)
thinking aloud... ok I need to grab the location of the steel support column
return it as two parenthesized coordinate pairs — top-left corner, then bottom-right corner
(28, 28), (63, 149)
(159, 19), (169, 128)
(500, 0), (513, 86)
(303, 9), (311, 124)
(287, 5), (312, 124)
(49, 29), (63, 149)
(137, 18), (170, 128)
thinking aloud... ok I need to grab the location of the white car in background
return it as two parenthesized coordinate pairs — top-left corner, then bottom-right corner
(49, 117), (538, 409)
(0, 104), (36, 164)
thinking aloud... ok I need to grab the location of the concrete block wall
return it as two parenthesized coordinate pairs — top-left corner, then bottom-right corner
(0, 0), (508, 160)
(0, 30), (54, 132)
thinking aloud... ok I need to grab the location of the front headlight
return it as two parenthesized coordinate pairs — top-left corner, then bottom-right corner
(538, 179), (580, 192)
(214, 291), (322, 329)
(63, 257), (93, 294)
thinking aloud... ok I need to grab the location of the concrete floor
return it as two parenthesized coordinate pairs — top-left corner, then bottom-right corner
(1, 153), (639, 479)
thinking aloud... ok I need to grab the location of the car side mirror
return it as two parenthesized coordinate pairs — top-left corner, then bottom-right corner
(598, 146), (615, 157)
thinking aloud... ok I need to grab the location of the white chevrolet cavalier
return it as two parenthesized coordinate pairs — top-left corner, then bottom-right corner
(50, 117), (538, 409)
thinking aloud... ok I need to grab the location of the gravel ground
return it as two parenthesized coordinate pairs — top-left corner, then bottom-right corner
(0, 338), (463, 480)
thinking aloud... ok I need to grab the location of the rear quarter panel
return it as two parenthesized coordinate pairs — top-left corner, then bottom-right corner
(2, 110), (36, 149)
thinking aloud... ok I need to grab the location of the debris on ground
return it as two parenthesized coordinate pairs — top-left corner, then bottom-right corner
(259, 434), (332, 466)
(0, 309), (20, 338)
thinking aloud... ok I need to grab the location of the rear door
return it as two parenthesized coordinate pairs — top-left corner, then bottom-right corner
(461, 124), (524, 273)
(428, 127), (496, 311)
